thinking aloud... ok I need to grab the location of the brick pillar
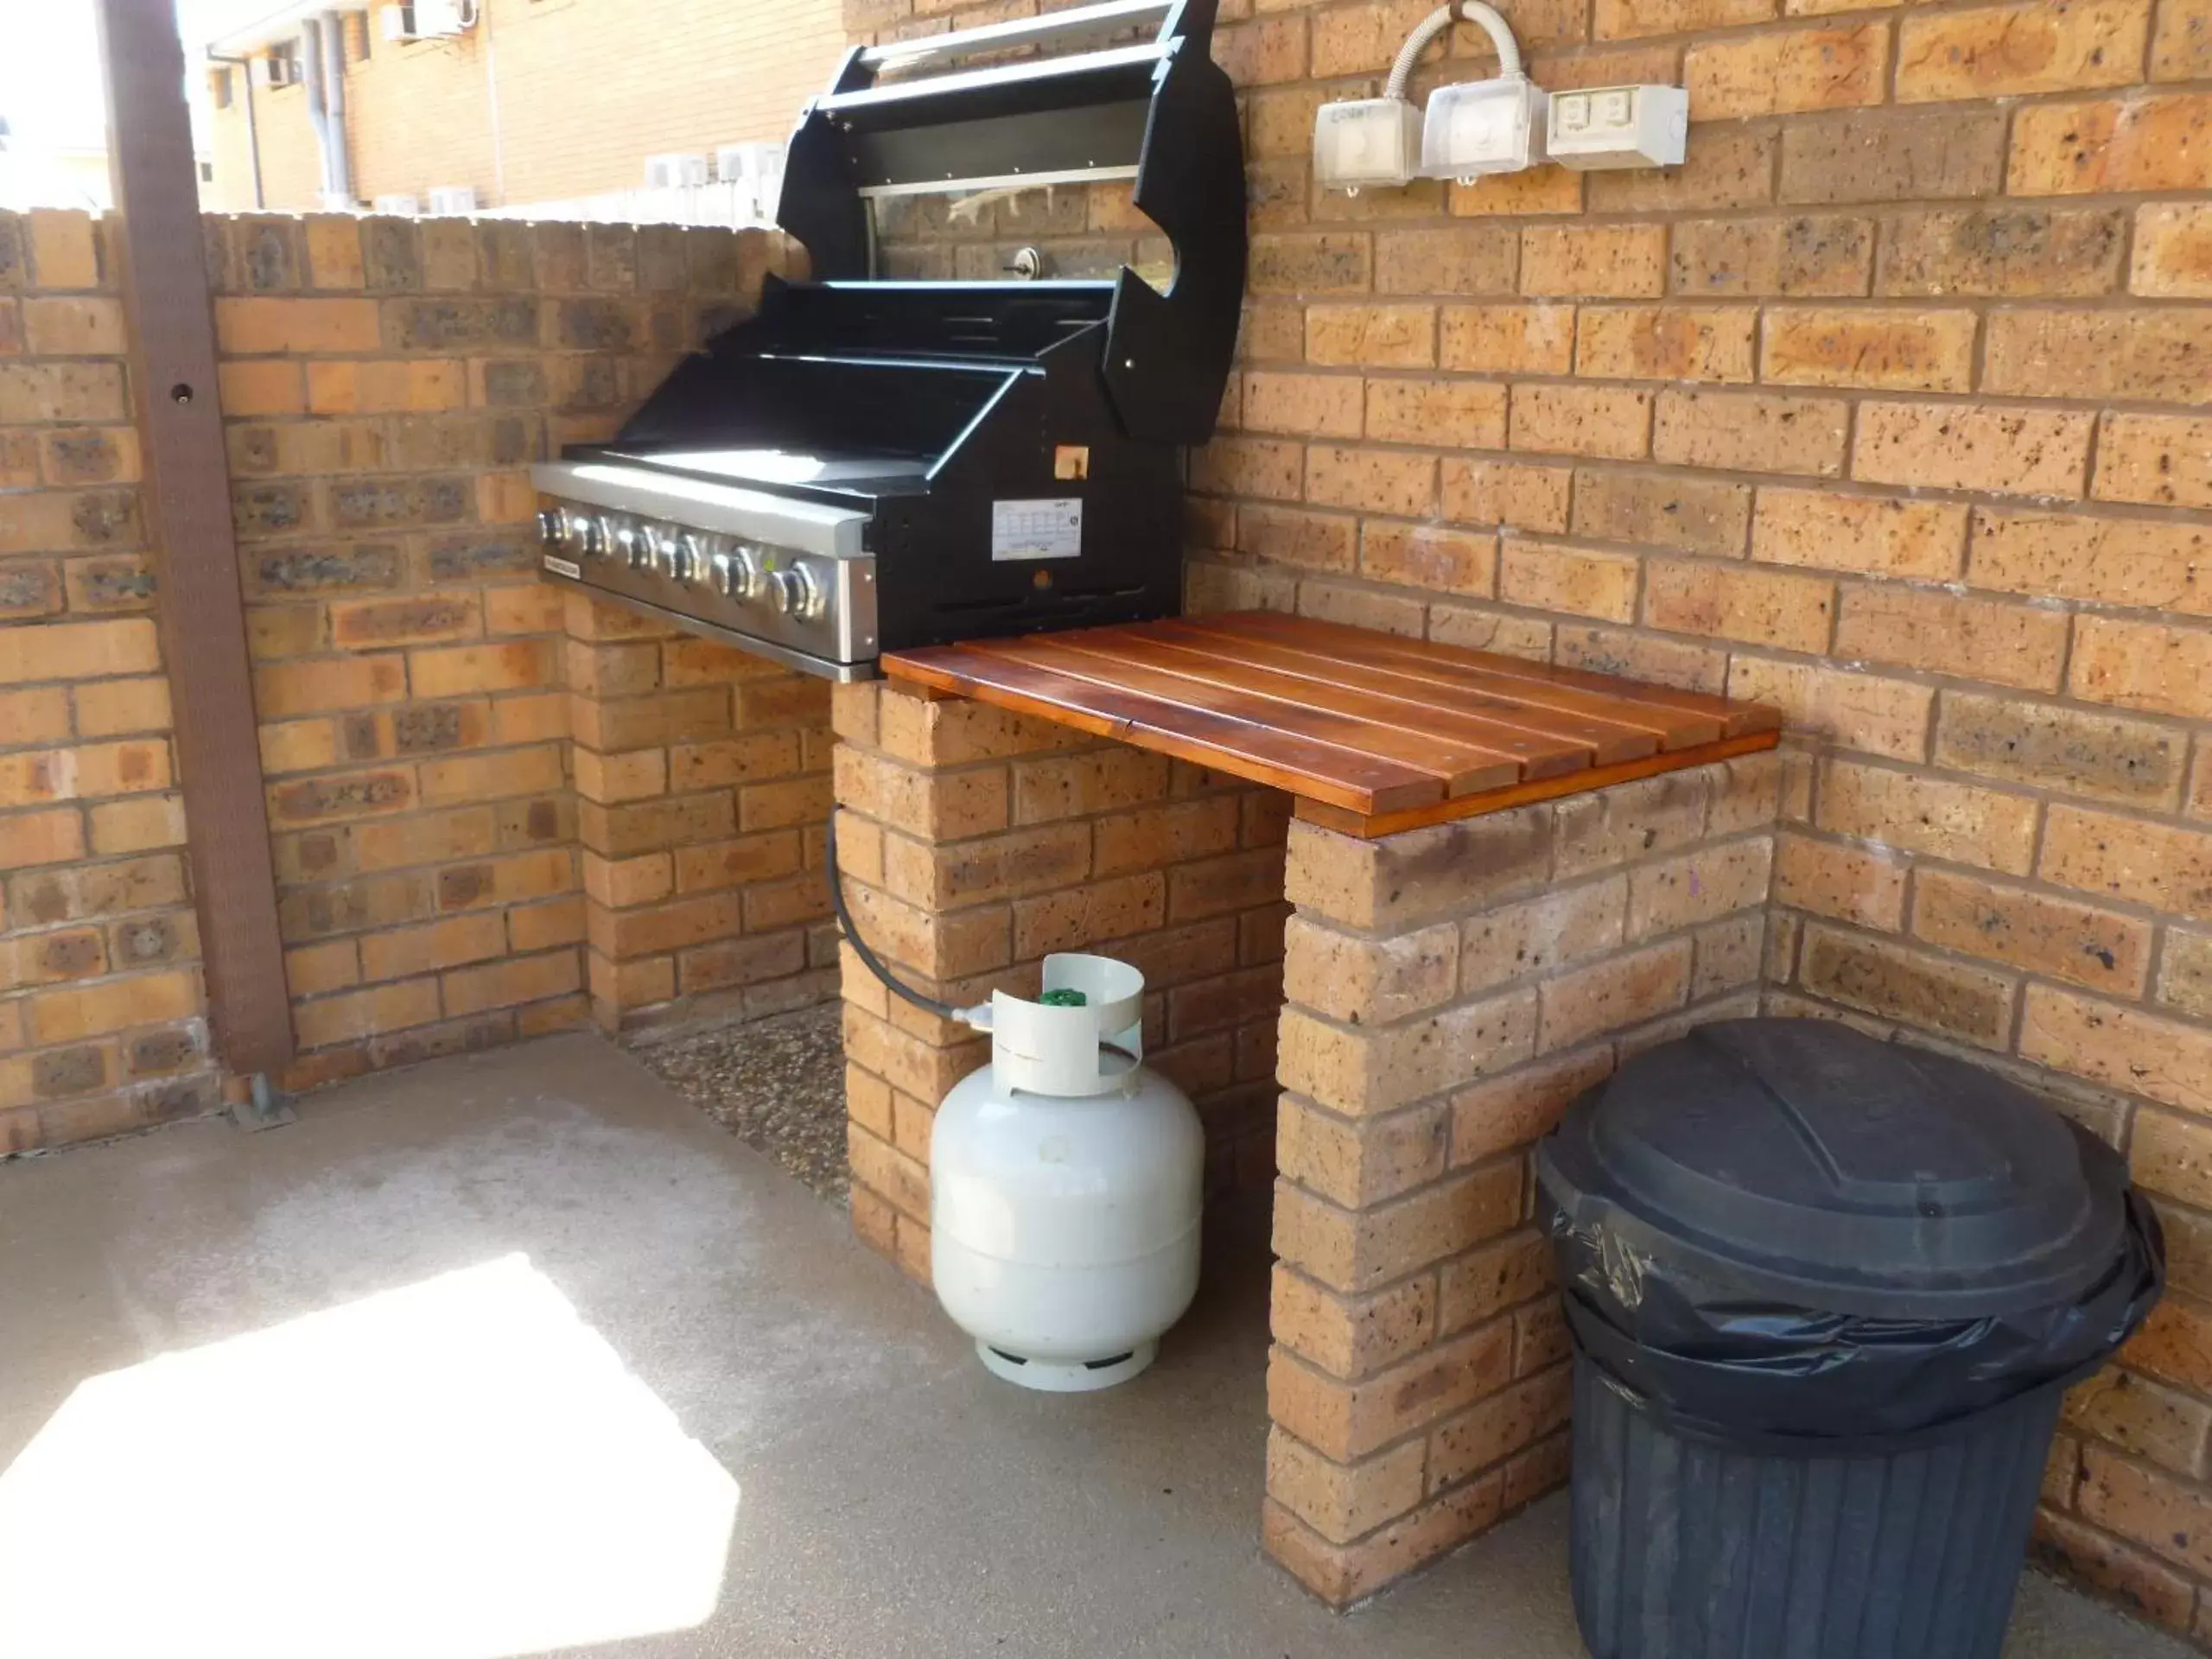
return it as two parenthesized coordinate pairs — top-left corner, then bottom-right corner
(830, 678), (1291, 1281)
(564, 593), (837, 1033)
(1262, 752), (1782, 1606)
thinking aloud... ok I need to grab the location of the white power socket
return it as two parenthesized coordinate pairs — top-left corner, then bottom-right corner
(1545, 84), (1688, 171)
(1313, 98), (1424, 194)
(1420, 74), (1547, 184)
(1312, 9), (1691, 194)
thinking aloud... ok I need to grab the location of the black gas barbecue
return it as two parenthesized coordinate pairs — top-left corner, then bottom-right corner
(530, 0), (1246, 680)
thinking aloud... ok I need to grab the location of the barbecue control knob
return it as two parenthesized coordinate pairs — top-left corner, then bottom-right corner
(618, 523), (654, 571)
(569, 511), (603, 558)
(537, 508), (567, 551)
(666, 532), (703, 585)
(714, 543), (763, 602)
(769, 563), (826, 622)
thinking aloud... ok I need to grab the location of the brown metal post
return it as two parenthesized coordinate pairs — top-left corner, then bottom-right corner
(95, 0), (296, 1085)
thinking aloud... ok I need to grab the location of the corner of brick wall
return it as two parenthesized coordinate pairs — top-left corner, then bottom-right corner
(1761, 734), (2212, 1633)
(568, 591), (837, 1034)
(207, 212), (829, 1090)
(3, 207), (827, 1149)
(1, 208), (221, 1153)
(1262, 748), (1779, 1606)
(830, 678), (1291, 1282)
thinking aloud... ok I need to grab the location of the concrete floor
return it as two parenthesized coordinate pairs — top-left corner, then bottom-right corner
(0, 1032), (2190, 1659)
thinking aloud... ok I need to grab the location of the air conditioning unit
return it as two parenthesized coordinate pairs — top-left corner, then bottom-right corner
(371, 194), (421, 216)
(383, 0), (474, 41)
(715, 142), (786, 220)
(425, 185), (479, 215)
(645, 153), (709, 190)
(262, 53), (301, 88)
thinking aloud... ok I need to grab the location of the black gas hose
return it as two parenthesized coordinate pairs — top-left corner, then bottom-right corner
(824, 812), (967, 1025)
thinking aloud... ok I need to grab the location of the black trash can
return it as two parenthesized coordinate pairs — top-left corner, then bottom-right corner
(1535, 1019), (2164, 1659)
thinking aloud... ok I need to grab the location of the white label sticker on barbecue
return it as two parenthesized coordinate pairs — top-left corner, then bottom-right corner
(542, 555), (582, 579)
(991, 498), (1083, 561)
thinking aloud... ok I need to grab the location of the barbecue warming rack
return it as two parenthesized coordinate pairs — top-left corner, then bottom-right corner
(779, 0), (1245, 446)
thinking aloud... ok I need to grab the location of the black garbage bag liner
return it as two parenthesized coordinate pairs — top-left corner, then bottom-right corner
(1544, 1181), (2164, 1446)
(1535, 1020), (2169, 1446)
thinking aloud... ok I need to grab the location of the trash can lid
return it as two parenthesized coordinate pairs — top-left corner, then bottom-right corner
(1537, 1019), (2133, 1318)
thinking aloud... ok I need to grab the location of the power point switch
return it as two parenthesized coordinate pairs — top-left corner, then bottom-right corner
(1544, 83), (1688, 171)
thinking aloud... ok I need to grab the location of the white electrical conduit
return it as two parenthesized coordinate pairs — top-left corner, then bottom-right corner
(1384, 0), (1525, 101)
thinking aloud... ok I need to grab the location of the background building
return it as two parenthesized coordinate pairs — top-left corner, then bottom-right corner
(200, 0), (844, 220)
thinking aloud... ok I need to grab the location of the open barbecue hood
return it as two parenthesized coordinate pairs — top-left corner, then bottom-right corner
(528, 0), (1248, 680)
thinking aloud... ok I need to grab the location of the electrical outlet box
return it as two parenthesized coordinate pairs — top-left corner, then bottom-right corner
(1313, 98), (1423, 194)
(1420, 76), (1547, 183)
(1545, 83), (1688, 171)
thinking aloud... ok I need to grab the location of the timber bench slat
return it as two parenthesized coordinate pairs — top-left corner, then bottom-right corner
(886, 642), (1446, 814)
(988, 636), (1512, 798)
(1032, 635), (1562, 782)
(1141, 620), (1662, 765)
(1223, 613), (1757, 747)
(882, 613), (1783, 836)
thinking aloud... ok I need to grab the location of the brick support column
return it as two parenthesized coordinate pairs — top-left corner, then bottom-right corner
(830, 679), (1291, 1280)
(564, 593), (836, 1033)
(1262, 752), (1783, 1606)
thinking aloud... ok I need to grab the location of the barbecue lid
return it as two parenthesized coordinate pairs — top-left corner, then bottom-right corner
(773, 0), (1246, 445)
(1536, 1019), (2131, 1316)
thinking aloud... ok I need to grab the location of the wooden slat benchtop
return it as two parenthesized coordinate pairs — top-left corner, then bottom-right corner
(882, 613), (1783, 838)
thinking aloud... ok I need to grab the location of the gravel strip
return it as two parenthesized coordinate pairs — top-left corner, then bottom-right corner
(636, 1003), (850, 1202)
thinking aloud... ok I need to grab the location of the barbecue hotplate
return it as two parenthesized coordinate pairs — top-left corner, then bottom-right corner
(527, 0), (1245, 681)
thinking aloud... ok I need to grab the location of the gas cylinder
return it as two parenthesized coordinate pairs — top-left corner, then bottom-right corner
(930, 953), (1205, 1392)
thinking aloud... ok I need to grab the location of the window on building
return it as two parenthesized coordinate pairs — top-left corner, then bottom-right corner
(351, 12), (372, 60)
(211, 67), (232, 109)
(200, 161), (216, 183)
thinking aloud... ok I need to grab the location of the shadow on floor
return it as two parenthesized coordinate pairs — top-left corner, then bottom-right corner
(0, 1031), (2187, 1659)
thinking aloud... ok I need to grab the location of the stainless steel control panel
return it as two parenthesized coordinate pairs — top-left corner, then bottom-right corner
(530, 460), (878, 681)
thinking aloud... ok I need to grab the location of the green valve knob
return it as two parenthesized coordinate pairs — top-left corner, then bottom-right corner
(1039, 988), (1089, 1007)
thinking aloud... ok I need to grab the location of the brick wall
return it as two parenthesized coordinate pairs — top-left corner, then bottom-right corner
(1265, 753), (1776, 1603)
(830, 678), (1290, 1279)
(0, 210), (218, 1154)
(207, 212), (833, 1089)
(3, 208), (835, 1147)
(568, 594), (839, 1035)
(853, 0), (2212, 1631)
(205, 0), (848, 213)
(828, 668), (1778, 1592)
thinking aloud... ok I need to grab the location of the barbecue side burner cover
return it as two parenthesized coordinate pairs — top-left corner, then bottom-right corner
(529, 0), (1248, 681)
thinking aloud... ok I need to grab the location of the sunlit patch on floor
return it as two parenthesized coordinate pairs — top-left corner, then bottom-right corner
(0, 1255), (739, 1659)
